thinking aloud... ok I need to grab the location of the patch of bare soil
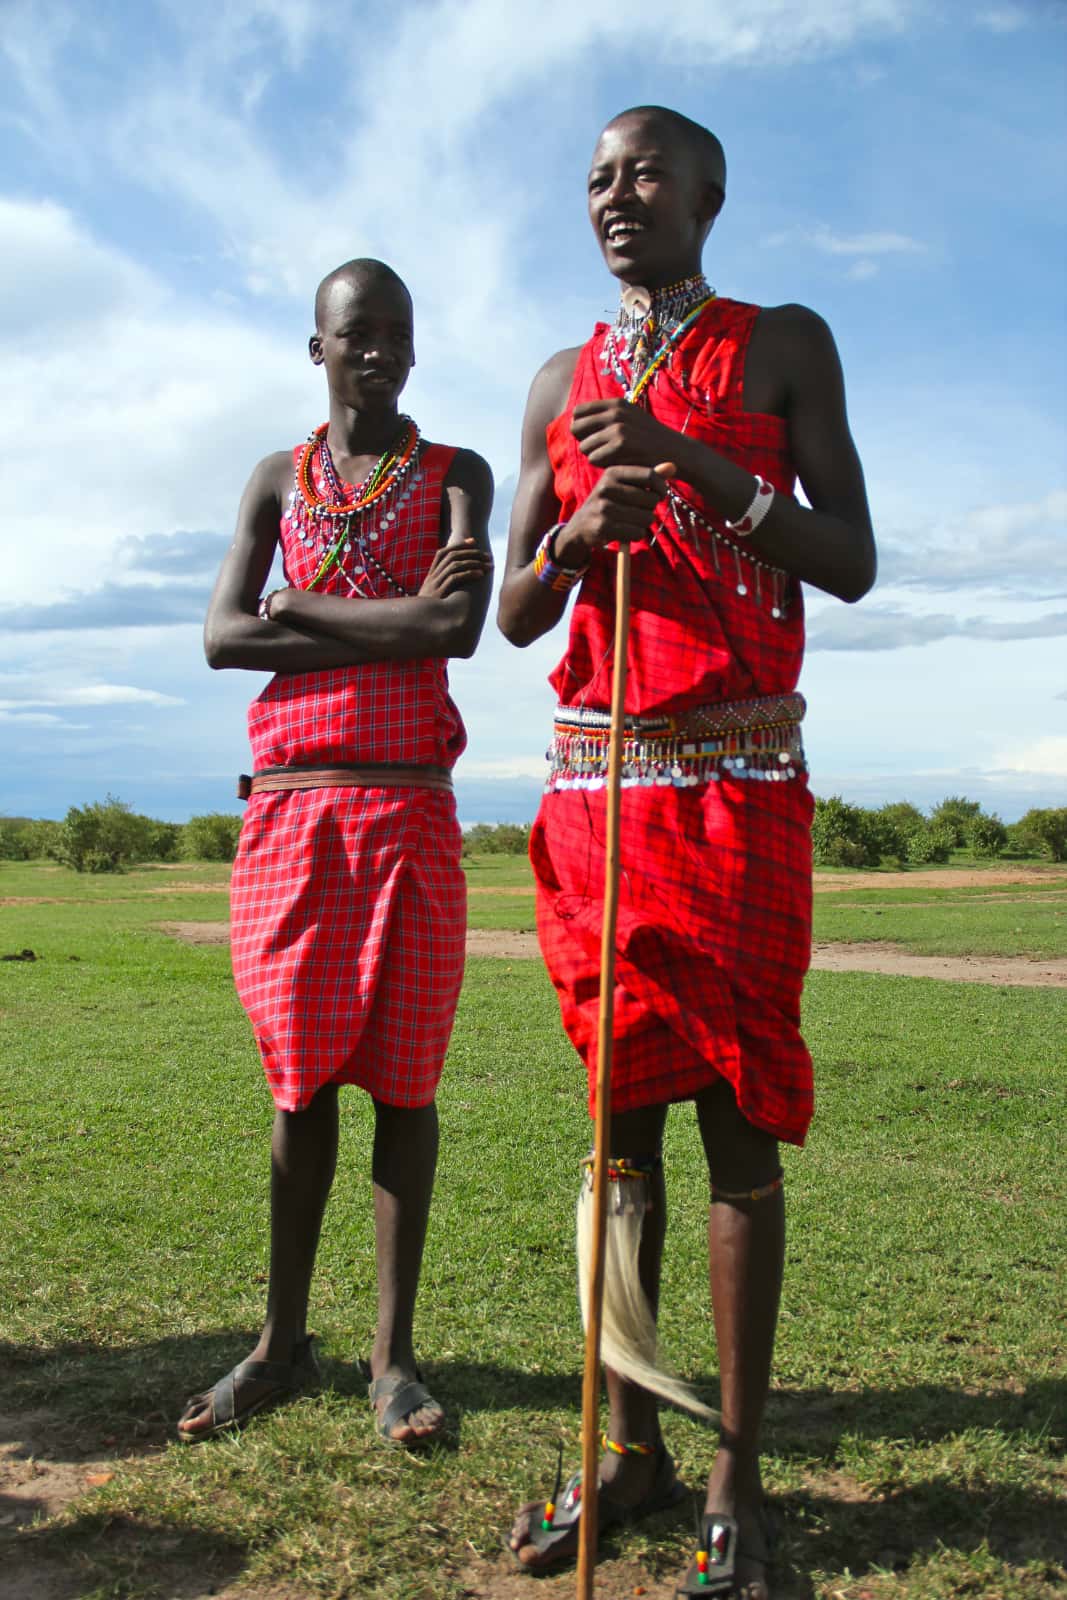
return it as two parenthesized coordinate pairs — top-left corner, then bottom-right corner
(458, 1553), (687, 1600)
(0, 1408), (252, 1600)
(162, 921), (231, 944)
(466, 929), (539, 960)
(160, 922), (1067, 985)
(0, 1409), (124, 1600)
(0, 1409), (113, 1526)
(457, 1551), (806, 1600)
(467, 886), (536, 896)
(143, 882), (230, 895)
(814, 866), (1067, 893)
(809, 941), (1067, 987)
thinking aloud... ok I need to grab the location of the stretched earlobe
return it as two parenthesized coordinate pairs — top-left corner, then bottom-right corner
(309, 335), (324, 366)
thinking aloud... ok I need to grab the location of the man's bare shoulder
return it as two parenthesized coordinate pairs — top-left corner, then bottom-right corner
(441, 444), (494, 495)
(757, 301), (835, 351)
(247, 449), (296, 500)
(527, 344), (584, 425)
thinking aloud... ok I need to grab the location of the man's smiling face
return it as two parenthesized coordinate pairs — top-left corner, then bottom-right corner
(587, 112), (722, 290)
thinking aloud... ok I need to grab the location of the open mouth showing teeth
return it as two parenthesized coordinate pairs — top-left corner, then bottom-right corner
(606, 220), (646, 243)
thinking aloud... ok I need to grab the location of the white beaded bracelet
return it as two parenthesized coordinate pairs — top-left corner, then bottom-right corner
(725, 475), (775, 538)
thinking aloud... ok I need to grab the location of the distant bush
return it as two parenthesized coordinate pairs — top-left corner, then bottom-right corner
(145, 820), (182, 861)
(1010, 807), (1067, 862)
(56, 796), (157, 873)
(0, 821), (29, 859)
(967, 812), (1008, 859)
(19, 819), (64, 859)
(929, 795), (983, 847)
(868, 801), (926, 865)
(903, 820), (955, 865)
(462, 822), (532, 857)
(810, 796), (880, 868)
(181, 813), (243, 862)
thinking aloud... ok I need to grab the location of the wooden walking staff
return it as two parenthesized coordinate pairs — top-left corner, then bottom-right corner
(576, 463), (676, 1600)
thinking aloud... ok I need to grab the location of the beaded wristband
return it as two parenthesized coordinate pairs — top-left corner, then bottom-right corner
(258, 590), (281, 621)
(533, 524), (589, 592)
(725, 474), (775, 537)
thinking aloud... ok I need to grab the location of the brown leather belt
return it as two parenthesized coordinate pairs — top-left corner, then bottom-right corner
(237, 764), (453, 800)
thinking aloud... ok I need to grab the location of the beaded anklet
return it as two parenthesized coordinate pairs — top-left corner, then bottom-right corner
(581, 1152), (663, 1182)
(533, 524), (588, 592)
(539, 1436), (657, 1531)
(601, 1433), (657, 1456)
(710, 1171), (784, 1204)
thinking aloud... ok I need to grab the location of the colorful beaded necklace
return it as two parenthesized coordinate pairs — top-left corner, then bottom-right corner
(603, 272), (716, 400)
(288, 416), (422, 595)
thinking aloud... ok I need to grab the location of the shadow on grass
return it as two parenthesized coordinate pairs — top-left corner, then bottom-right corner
(1, 1514), (249, 1600)
(2, 1335), (1062, 1451)
(2, 1339), (1063, 1594)
(771, 1478), (1067, 1598)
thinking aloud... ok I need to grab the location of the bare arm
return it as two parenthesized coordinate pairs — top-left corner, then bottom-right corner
(564, 306), (876, 603)
(205, 450), (493, 672)
(204, 453), (372, 672)
(497, 349), (669, 647)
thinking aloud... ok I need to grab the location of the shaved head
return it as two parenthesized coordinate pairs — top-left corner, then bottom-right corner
(604, 106), (726, 199)
(314, 259), (412, 331)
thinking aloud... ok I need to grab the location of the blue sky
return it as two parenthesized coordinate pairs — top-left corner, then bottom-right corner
(1, 0), (1064, 825)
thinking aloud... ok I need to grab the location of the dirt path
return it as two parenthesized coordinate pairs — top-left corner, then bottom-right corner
(812, 865), (1066, 893)
(159, 922), (1067, 987)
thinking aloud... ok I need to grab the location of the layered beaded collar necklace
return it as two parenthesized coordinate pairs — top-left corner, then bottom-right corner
(603, 272), (716, 401)
(287, 416), (422, 594)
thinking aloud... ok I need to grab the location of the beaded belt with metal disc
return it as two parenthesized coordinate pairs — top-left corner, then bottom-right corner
(545, 691), (806, 791)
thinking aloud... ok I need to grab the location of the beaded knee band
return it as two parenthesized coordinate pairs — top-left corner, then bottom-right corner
(710, 1171), (784, 1204)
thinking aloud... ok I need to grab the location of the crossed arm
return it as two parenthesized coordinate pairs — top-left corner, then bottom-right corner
(498, 305), (876, 648)
(204, 448), (494, 672)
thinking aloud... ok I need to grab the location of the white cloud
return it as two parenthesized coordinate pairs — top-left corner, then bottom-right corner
(457, 756), (552, 781)
(0, 685), (184, 708)
(994, 736), (1067, 777)
(765, 224), (926, 261)
(975, 6), (1028, 33)
(809, 227), (926, 256)
(877, 489), (1067, 597)
(807, 605), (1067, 651)
(846, 259), (881, 281)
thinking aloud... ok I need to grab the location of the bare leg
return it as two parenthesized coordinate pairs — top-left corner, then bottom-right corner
(696, 1076), (783, 1599)
(178, 1084), (339, 1436)
(368, 1097), (444, 1442)
(510, 1102), (670, 1568)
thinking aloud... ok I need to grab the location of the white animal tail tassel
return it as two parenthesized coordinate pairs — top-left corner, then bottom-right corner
(576, 1165), (716, 1422)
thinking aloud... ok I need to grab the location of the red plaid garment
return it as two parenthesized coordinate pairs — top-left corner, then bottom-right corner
(230, 441), (467, 1112)
(533, 299), (815, 1144)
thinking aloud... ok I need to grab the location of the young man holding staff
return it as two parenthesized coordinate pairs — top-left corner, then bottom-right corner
(499, 107), (875, 1595)
(180, 258), (493, 1447)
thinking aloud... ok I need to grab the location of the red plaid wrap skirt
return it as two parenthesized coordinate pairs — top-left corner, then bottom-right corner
(230, 441), (467, 1112)
(534, 300), (814, 1144)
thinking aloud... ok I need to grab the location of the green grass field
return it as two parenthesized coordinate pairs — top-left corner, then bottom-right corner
(1, 859), (1064, 1599)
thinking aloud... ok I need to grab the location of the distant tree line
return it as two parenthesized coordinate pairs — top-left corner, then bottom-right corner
(1, 797), (1064, 873)
(812, 795), (1067, 867)
(0, 798), (243, 872)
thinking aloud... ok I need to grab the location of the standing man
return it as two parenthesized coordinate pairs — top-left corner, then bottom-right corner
(499, 108), (874, 1595)
(180, 259), (493, 1447)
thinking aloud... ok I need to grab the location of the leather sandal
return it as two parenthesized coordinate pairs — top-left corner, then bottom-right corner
(512, 1440), (686, 1573)
(177, 1334), (318, 1441)
(366, 1368), (445, 1446)
(675, 1510), (772, 1596)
